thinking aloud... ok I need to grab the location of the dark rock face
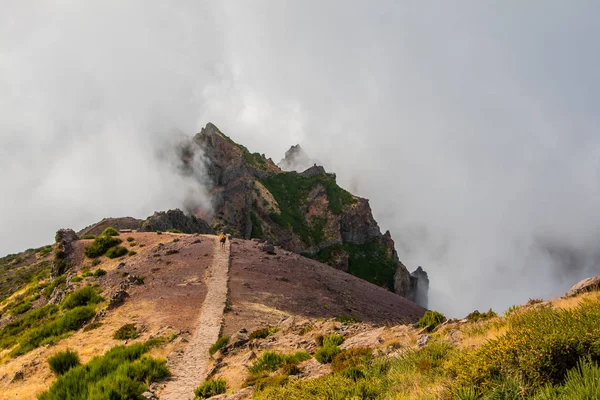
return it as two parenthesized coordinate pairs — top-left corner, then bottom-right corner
(408, 266), (430, 308)
(139, 209), (214, 234)
(52, 229), (79, 277)
(187, 123), (428, 303)
(78, 217), (143, 237)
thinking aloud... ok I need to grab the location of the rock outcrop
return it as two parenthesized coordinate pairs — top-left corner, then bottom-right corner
(78, 217), (143, 237)
(183, 123), (426, 304)
(278, 144), (315, 172)
(408, 267), (430, 308)
(566, 276), (600, 297)
(139, 209), (214, 234)
(51, 229), (78, 277)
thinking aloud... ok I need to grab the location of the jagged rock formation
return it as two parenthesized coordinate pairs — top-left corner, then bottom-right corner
(183, 123), (427, 305)
(138, 209), (215, 234)
(408, 266), (430, 308)
(278, 144), (316, 172)
(51, 229), (78, 277)
(78, 217), (143, 237)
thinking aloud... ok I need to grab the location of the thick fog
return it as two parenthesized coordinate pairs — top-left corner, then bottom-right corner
(2, 1), (599, 316)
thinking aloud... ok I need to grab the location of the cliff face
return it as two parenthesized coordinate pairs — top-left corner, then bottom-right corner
(188, 123), (426, 305)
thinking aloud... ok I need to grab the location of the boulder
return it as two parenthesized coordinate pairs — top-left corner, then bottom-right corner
(417, 334), (430, 348)
(206, 387), (254, 400)
(48, 287), (66, 305)
(108, 290), (130, 309)
(258, 242), (275, 255)
(566, 276), (600, 297)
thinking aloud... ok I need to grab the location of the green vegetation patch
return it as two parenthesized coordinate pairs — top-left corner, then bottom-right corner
(466, 308), (498, 322)
(62, 286), (103, 310)
(417, 310), (446, 331)
(84, 236), (122, 258)
(114, 323), (138, 340)
(194, 378), (227, 399)
(12, 305), (96, 356)
(106, 246), (128, 259)
(249, 327), (278, 340)
(48, 349), (81, 375)
(449, 297), (600, 395)
(209, 336), (229, 355)
(250, 212), (264, 239)
(167, 229), (183, 233)
(249, 351), (311, 374)
(38, 340), (168, 400)
(81, 234), (96, 240)
(259, 172), (356, 245)
(0, 304), (59, 349)
(100, 227), (120, 237)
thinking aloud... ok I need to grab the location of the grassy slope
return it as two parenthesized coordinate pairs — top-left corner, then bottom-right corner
(252, 291), (600, 400)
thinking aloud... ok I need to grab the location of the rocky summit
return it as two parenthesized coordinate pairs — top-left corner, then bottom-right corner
(177, 123), (428, 304)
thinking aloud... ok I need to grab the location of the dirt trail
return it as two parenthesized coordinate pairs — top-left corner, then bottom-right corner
(160, 236), (231, 400)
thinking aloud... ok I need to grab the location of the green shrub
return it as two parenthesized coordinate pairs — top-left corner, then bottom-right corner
(106, 246), (128, 259)
(81, 234), (96, 240)
(323, 334), (345, 347)
(250, 327), (278, 340)
(48, 349), (80, 375)
(156, 231), (162, 235)
(194, 378), (227, 399)
(466, 308), (498, 322)
(139, 244), (146, 248)
(129, 242), (137, 247)
(417, 310), (446, 331)
(341, 367), (365, 381)
(82, 271), (93, 277)
(0, 304), (59, 349)
(209, 336), (229, 355)
(12, 306), (96, 356)
(84, 236), (122, 258)
(62, 286), (103, 310)
(126, 237), (135, 242)
(10, 301), (32, 316)
(83, 322), (102, 332)
(249, 351), (311, 374)
(93, 268), (106, 277)
(71, 276), (82, 283)
(114, 324), (138, 340)
(167, 229), (183, 233)
(101, 227), (119, 237)
(331, 347), (373, 373)
(315, 345), (341, 364)
(38, 340), (168, 400)
(449, 298), (600, 394)
(91, 259), (101, 266)
(128, 250), (137, 256)
(546, 358), (600, 399)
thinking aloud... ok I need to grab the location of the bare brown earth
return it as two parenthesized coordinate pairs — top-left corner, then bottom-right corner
(223, 239), (425, 337)
(0, 234), (424, 399)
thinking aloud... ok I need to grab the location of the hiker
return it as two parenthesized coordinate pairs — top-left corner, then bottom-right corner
(219, 232), (226, 249)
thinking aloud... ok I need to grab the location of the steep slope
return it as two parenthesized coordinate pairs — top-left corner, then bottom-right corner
(186, 123), (424, 302)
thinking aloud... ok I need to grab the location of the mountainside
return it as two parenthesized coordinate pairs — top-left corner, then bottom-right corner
(185, 123), (425, 303)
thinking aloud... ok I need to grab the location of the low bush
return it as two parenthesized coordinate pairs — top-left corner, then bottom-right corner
(130, 242), (137, 247)
(126, 237), (135, 242)
(315, 345), (341, 364)
(48, 349), (80, 375)
(70, 276), (82, 283)
(114, 324), (138, 340)
(331, 347), (373, 373)
(249, 327), (278, 340)
(10, 301), (32, 316)
(81, 234), (96, 240)
(101, 227), (119, 237)
(156, 231), (162, 235)
(168, 229), (183, 233)
(194, 378), (226, 399)
(323, 334), (345, 347)
(417, 310), (446, 331)
(249, 351), (311, 374)
(12, 306), (96, 356)
(93, 268), (106, 277)
(84, 236), (122, 258)
(82, 271), (93, 277)
(91, 259), (102, 266)
(466, 308), (498, 322)
(128, 250), (137, 256)
(62, 286), (103, 310)
(537, 358), (600, 399)
(0, 305), (59, 349)
(209, 336), (229, 355)
(106, 246), (128, 259)
(38, 340), (168, 400)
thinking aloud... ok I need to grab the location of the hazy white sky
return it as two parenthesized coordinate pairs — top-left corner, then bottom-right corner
(2, 1), (600, 315)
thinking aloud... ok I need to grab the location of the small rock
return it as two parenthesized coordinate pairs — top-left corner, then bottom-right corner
(258, 242), (275, 254)
(417, 334), (430, 348)
(240, 351), (256, 365)
(9, 370), (24, 383)
(108, 290), (130, 309)
(117, 262), (126, 269)
(141, 391), (158, 400)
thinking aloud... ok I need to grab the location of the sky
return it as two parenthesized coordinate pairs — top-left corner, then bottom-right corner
(1, 1), (600, 316)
